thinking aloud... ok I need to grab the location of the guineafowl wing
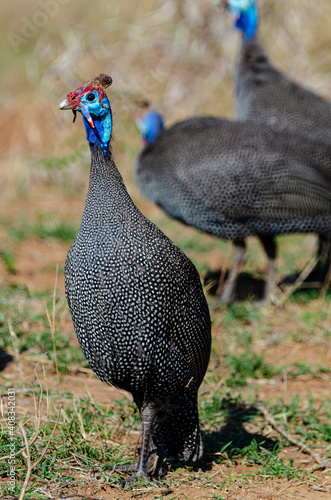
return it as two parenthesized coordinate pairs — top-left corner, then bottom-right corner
(168, 118), (331, 220)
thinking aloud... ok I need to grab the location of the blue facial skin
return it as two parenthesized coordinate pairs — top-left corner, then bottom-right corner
(137, 110), (164, 145)
(232, 2), (259, 41)
(78, 90), (112, 158)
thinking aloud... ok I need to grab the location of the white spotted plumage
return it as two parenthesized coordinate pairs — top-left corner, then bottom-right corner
(65, 122), (211, 474)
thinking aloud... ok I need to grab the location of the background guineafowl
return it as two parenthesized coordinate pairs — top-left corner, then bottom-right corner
(225, 0), (331, 283)
(224, 0), (331, 142)
(59, 74), (211, 487)
(136, 110), (331, 304)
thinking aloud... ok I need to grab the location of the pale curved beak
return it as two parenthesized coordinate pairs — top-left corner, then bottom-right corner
(59, 97), (72, 110)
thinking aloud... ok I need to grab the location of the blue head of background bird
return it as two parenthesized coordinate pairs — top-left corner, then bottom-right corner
(136, 109), (164, 146)
(59, 74), (113, 158)
(224, 0), (258, 40)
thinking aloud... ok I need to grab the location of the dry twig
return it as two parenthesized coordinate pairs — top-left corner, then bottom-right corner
(18, 405), (62, 500)
(275, 256), (318, 307)
(215, 243), (232, 297)
(255, 402), (331, 469)
(130, 487), (172, 496)
(18, 422), (31, 500)
(44, 265), (61, 396)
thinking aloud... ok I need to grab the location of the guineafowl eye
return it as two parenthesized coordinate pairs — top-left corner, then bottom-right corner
(86, 93), (96, 101)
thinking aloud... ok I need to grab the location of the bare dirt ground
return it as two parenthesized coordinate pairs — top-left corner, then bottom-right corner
(2, 357), (331, 500)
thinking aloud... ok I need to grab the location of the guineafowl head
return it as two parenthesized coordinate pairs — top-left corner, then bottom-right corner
(136, 110), (164, 146)
(224, 0), (258, 40)
(59, 74), (113, 158)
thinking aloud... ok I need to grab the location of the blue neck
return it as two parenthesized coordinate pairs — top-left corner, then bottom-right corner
(82, 109), (112, 159)
(236, 4), (258, 41)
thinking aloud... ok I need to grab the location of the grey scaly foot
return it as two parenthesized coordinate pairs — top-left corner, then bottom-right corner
(120, 404), (161, 488)
(120, 469), (162, 488)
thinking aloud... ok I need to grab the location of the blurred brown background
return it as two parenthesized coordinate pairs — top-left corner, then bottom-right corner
(1, 0), (331, 177)
(0, 0), (331, 291)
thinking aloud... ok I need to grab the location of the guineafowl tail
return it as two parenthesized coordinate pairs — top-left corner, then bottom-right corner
(154, 398), (203, 462)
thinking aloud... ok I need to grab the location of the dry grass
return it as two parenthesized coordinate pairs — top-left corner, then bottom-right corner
(1, 0), (331, 182)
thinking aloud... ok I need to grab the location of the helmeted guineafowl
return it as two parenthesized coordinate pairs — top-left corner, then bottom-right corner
(136, 110), (331, 303)
(224, 0), (331, 142)
(225, 0), (331, 282)
(59, 74), (211, 487)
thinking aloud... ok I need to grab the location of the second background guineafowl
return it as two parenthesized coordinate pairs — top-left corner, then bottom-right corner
(224, 0), (331, 142)
(224, 0), (331, 282)
(136, 110), (331, 303)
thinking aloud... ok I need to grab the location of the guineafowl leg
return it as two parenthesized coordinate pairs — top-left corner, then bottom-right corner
(219, 239), (246, 303)
(302, 234), (331, 288)
(120, 404), (160, 488)
(316, 234), (331, 283)
(258, 235), (276, 305)
(318, 235), (331, 291)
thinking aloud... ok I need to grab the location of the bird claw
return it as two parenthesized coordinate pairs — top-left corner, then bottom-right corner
(119, 469), (162, 488)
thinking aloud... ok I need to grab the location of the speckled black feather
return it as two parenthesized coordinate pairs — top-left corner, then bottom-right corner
(235, 40), (331, 143)
(65, 144), (211, 465)
(136, 116), (331, 242)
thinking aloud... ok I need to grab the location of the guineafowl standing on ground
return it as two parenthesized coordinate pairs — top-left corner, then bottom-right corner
(136, 110), (331, 304)
(225, 0), (331, 282)
(59, 74), (211, 487)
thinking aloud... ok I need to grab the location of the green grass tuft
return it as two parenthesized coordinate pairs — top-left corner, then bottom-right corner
(0, 249), (16, 273)
(225, 351), (280, 387)
(8, 217), (78, 243)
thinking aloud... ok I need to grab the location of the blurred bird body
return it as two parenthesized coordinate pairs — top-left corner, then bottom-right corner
(226, 0), (331, 143)
(226, 0), (331, 283)
(60, 75), (211, 486)
(136, 111), (331, 302)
